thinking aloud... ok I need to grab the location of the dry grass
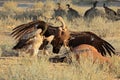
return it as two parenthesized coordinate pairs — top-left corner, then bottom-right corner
(0, 56), (120, 80)
(0, 1), (120, 80)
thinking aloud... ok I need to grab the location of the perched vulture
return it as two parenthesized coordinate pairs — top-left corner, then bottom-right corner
(53, 3), (66, 18)
(84, 1), (102, 20)
(66, 4), (81, 21)
(103, 3), (120, 21)
(117, 9), (120, 16)
(83, 1), (105, 27)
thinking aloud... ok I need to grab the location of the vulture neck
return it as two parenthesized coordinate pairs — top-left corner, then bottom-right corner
(103, 4), (106, 8)
(59, 18), (66, 29)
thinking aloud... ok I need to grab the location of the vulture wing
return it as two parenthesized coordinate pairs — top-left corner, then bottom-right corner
(11, 20), (47, 40)
(13, 28), (43, 53)
(11, 20), (60, 51)
(69, 31), (115, 56)
(12, 29), (42, 50)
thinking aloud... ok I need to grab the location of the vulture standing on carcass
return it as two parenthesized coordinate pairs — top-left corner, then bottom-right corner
(11, 17), (116, 63)
(49, 31), (116, 63)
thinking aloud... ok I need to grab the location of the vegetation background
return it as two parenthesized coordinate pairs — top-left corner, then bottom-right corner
(0, 0), (120, 80)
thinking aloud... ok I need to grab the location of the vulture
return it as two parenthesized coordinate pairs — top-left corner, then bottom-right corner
(11, 16), (68, 56)
(11, 20), (57, 56)
(66, 4), (81, 21)
(84, 1), (102, 20)
(51, 31), (115, 56)
(56, 16), (70, 48)
(69, 31), (115, 56)
(49, 31), (116, 63)
(103, 3), (120, 21)
(117, 9), (120, 16)
(11, 16), (115, 58)
(83, 1), (104, 27)
(13, 28), (43, 57)
(53, 3), (66, 18)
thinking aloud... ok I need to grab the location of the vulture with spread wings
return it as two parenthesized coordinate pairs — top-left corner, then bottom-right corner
(12, 28), (43, 57)
(68, 31), (115, 56)
(11, 17), (115, 57)
(49, 31), (116, 63)
(11, 20), (60, 56)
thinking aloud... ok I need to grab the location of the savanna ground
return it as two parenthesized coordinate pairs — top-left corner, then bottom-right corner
(0, 1), (120, 80)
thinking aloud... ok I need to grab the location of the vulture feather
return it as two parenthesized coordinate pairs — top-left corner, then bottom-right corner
(11, 17), (115, 57)
(68, 31), (115, 56)
(13, 29), (44, 56)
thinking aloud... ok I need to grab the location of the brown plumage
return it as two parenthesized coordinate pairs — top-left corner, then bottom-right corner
(11, 17), (115, 57)
(69, 31), (115, 56)
(13, 29), (43, 57)
(11, 20), (48, 40)
(56, 16), (70, 48)
(52, 31), (115, 56)
(11, 18), (63, 55)
(11, 20), (60, 43)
